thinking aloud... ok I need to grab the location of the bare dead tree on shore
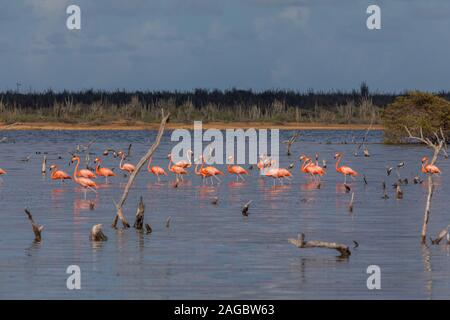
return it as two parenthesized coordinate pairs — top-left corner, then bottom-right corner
(404, 126), (447, 243)
(288, 233), (351, 258)
(112, 110), (170, 229)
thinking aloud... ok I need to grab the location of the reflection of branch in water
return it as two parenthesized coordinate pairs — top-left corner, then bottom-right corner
(421, 245), (433, 300)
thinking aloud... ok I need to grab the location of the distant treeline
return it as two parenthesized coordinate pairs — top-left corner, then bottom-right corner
(1, 85), (449, 124)
(1, 87), (398, 109)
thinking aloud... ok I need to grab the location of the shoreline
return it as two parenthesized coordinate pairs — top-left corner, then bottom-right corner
(0, 121), (384, 131)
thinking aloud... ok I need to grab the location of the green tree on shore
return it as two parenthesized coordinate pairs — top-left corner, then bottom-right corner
(383, 92), (450, 143)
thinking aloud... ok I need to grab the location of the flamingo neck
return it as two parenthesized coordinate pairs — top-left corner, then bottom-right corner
(95, 161), (101, 174)
(148, 157), (153, 171)
(335, 156), (341, 171)
(186, 152), (192, 165)
(168, 155), (173, 171)
(119, 155), (125, 170)
(73, 158), (80, 181)
(301, 158), (308, 171)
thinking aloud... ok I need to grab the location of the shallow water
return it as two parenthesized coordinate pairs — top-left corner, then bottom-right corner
(0, 130), (449, 299)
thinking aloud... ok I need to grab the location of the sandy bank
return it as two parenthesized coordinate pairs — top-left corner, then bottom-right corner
(0, 121), (384, 131)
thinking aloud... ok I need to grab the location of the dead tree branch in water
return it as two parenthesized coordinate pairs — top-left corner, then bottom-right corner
(89, 224), (108, 241)
(405, 126), (446, 244)
(348, 192), (354, 212)
(112, 110), (170, 229)
(133, 197), (145, 230)
(430, 225), (449, 245)
(282, 131), (299, 156)
(41, 155), (46, 175)
(24, 208), (43, 242)
(354, 117), (374, 156)
(288, 233), (351, 258)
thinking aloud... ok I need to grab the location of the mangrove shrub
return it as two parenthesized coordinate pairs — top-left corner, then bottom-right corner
(382, 92), (450, 143)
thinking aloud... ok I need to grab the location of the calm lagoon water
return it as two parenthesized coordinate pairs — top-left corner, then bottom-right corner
(0, 130), (449, 299)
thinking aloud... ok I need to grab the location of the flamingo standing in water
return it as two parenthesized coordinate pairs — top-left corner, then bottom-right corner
(94, 157), (116, 183)
(265, 167), (291, 186)
(204, 161), (224, 184)
(147, 156), (167, 182)
(226, 156), (249, 181)
(194, 156), (212, 184)
(75, 163), (96, 179)
(118, 151), (136, 174)
(71, 156), (97, 199)
(421, 156), (441, 175)
(264, 160), (292, 185)
(334, 152), (358, 183)
(168, 149), (193, 169)
(168, 154), (188, 181)
(49, 165), (71, 183)
(303, 155), (326, 181)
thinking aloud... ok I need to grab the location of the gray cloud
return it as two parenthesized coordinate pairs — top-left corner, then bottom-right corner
(0, 1), (449, 91)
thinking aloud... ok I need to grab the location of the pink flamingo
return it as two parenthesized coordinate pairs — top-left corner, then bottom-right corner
(49, 164), (71, 183)
(303, 156), (326, 181)
(194, 156), (212, 184)
(421, 156), (441, 175)
(168, 154), (188, 181)
(94, 157), (116, 183)
(71, 156), (97, 199)
(334, 153), (358, 183)
(227, 156), (249, 181)
(118, 151), (136, 174)
(167, 149), (193, 169)
(75, 163), (96, 179)
(147, 156), (167, 182)
(265, 161), (292, 186)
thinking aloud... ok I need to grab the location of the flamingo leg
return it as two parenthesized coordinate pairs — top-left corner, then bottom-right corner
(344, 174), (347, 184)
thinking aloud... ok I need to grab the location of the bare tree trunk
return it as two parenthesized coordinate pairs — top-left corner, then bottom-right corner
(404, 126), (446, 244)
(421, 175), (434, 244)
(133, 196), (145, 230)
(112, 110), (170, 229)
(283, 132), (299, 156)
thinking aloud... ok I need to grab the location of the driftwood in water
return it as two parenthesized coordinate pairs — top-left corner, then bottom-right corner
(24, 208), (43, 242)
(89, 224), (108, 241)
(430, 225), (449, 245)
(396, 185), (403, 199)
(133, 197), (145, 230)
(348, 192), (354, 212)
(282, 131), (299, 156)
(241, 200), (252, 216)
(112, 110), (170, 229)
(405, 126), (447, 243)
(288, 233), (351, 258)
(41, 155), (47, 174)
(166, 216), (172, 228)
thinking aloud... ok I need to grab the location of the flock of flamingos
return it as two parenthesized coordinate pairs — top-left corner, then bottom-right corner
(0, 145), (442, 199)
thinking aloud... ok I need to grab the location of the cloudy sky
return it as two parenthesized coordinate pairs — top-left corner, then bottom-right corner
(1, 0), (449, 92)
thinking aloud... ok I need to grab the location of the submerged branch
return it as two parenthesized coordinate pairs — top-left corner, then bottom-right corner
(288, 233), (351, 258)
